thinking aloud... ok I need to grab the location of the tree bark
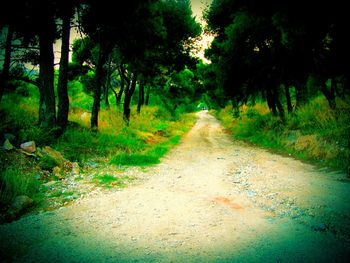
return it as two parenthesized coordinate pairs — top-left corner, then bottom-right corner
(145, 84), (150, 105)
(38, 22), (56, 129)
(137, 80), (144, 114)
(91, 53), (105, 130)
(104, 58), (112, 110)
(266, 86), (277, 116)
(275, 97), (285, 120)
(104, 83), (110, 110)
(270, 84), (285, 120)
(321, 78), (336, 110)
(90, 39), (112, 129)
(57, 8), (72, 130)
(116, 67), (126, 105)
(294, 80), (306, 109)
(0, 25), (14, 102)
(123, 73), (137, 124)
(284, 84), (293, 113)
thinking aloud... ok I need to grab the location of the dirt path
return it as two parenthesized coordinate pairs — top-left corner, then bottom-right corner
(1, 111), (350, 262)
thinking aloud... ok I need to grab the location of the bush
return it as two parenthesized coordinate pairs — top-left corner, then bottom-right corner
(216, 96), (350, 172)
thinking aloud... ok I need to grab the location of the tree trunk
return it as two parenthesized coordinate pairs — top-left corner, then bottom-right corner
(57, 8), (72, 131)
(137, 80), (144, 114)
(284, 84), (293, 113)
(116, 67), (125, 105)
(91, 54), (105, 130)
(0, 25), (13, 102)
(145, 84), (150, 105)
(294, 81), (306, 109)
(270, 84), (285, 120)
(321, 78), (336, 110)
(38, 24), (56, 129)
(266, 87), (277, 116)
(104, 58), (112, 110)
(116, 85), (124, 105)
(123, 73), (137, 124)
(271, 84), (284, 120)
(104, 84), (110, 110)
(90, 37), (113, 130)
(275, 97), (285, 120)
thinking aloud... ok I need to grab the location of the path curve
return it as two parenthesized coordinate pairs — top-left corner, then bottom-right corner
(1, 111), (350, 262)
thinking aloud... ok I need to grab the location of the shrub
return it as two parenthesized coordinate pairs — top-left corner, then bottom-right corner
(216, 96), (350, 172)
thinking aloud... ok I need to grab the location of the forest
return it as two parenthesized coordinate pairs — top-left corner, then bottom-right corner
(0, 0), (349, 231)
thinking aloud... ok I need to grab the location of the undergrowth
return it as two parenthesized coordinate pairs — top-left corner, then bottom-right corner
(92, 174), (127, 189)
(0, 86), (196, 209)
(216, 96), (350, 173)
(0, 151), (41, 209)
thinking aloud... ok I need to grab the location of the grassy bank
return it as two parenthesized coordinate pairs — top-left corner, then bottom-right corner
(0, 85), (196, 211)
(216, 96), (350, 174)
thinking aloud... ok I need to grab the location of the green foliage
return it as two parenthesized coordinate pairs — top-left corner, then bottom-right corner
(1, 67), (197, 218)
(217, 97), (350, 172)
(55, 127), (96, 162)
(205, 0), (350, 114)
(97, 132), (145, 153)
(0, 168), (40, 206)
(68, 80), (93, 111)
(79, 70), (95, 95)
(109, 133), (183, 166)
(0, 89), (52, 146)
(110, 132), (186, 166)
(39, 155), (59, 171)
(92, 174), (126, 189)
(110, 153), (160, 166)
(109, 109), (195, 167)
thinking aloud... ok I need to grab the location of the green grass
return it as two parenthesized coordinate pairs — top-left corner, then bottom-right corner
(109, 134), (184, 166)
(0, 168), (40, 206)
(0, 83), (197, 213)
(98, 132), (145, 152)
(216, 96), (350, 173)
(39, 155), (59, 170)
(92, 174), (126, 188)
(110, 153), (160, 166)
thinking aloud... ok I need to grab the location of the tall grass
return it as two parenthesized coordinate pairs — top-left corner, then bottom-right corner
(0, 167), (40, 206)
(1, 83), (196, 166)
(0, 82), (197, 214)
(217, 96), (350, 172)
(109, 107), (195, 166)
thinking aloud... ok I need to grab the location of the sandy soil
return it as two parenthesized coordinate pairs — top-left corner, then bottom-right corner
(1, 111), (350, 262)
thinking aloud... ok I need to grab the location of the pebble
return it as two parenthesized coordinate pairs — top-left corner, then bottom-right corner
(246, 190), (256, 197)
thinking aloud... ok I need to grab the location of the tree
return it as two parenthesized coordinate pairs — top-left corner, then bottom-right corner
(205, 0), (349, 115)
(36, 1), (57, 128)
(0, 26), (13, 102)
(1, 0), (69, 130)
(57, 1), (75, 131)
(80, 0), (148, 128)
(81, 0), (201, 126)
